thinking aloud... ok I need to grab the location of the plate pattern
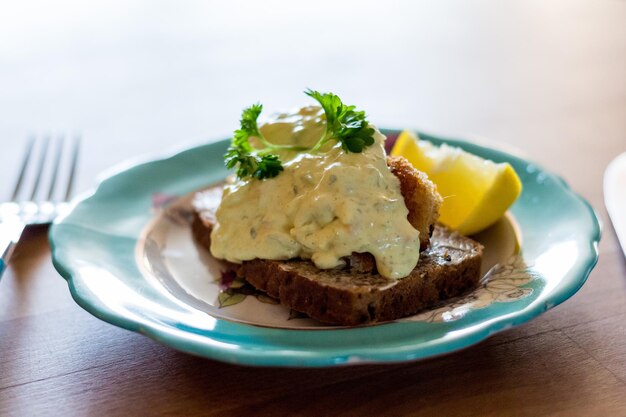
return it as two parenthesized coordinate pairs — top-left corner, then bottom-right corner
(407, 255), (538, 323)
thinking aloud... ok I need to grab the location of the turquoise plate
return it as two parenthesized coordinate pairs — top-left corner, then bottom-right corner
(50, 130), (601, 367)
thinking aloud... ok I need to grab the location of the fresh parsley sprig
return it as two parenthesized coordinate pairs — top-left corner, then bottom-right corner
(225, 104), (301, 180)
(304, 89), (375, 153)
(225, 91), (375, 180)
(224, 146), (283, 180)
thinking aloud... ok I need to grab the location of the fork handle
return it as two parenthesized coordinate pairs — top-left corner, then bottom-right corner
(0, 220), (26, 277)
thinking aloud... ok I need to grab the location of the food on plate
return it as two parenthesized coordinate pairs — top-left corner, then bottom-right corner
(192, 90), (484, 325)
(193, 186), (483, 326)
(391, 130), (522, 235)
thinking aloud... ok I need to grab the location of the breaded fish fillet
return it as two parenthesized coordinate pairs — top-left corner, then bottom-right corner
(387, 155), (443, 250)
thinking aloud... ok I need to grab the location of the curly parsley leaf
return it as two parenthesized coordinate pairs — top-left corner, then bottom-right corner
(253, 154), (283, 179)
(224, 147), (283, 180)
(225, 104), (283, 180)
(304, 89), (375, 153)
(232, 103), (262, 150)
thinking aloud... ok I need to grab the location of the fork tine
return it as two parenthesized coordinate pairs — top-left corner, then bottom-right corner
(64, 135), (80, 201)
(46, 136), (65, 201)
(29, 136), (50, 200)
(11, 137), (36, 201)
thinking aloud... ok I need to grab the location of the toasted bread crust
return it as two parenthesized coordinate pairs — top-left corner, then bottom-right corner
(191, 185), (483, 325)
(236, 225), (482, 325)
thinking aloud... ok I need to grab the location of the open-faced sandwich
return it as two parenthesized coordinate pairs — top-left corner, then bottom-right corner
(191, 90), (484, 326)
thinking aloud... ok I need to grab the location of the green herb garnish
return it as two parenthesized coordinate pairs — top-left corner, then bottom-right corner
(225, 90), (375, 180)
(304, 89), (375, 153)
(224, 104), (286, 180)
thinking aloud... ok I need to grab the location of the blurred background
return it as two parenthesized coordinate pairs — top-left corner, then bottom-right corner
(0, 0), (624, 196)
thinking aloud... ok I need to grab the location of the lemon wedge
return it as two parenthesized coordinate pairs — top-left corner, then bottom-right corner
(391, 130), (522, 235)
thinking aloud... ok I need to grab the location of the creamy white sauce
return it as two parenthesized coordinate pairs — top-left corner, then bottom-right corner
(210, 107), (420, 279)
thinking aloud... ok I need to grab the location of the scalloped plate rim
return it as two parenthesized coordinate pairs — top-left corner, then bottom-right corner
(49, 129), (601, 367)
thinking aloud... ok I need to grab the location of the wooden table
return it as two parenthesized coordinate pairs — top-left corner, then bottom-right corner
(1, 1), (625, 415)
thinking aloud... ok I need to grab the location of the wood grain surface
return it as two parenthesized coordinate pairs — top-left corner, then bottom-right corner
(1, 1), (625, 416)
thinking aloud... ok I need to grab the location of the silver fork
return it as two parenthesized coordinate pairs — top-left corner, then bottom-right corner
(0, 136), (80, 276)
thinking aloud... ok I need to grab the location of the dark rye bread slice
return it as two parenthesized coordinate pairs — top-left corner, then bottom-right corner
(191, 187), (484, 326)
